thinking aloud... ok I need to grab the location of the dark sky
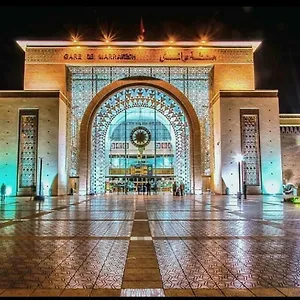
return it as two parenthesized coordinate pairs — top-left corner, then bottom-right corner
(0, 6), (300, 113)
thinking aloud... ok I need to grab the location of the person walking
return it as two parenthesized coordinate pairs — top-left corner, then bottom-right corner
(180, 182), (185, 196)
(243, 181), (247, 199)
(146, 181), (151, 195)
(172, 181), (177, 196)
(1, 183), (6, 201)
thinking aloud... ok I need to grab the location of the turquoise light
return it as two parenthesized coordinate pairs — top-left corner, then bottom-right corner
(6, 186), (12, 196)
(263, 180), (282, 194)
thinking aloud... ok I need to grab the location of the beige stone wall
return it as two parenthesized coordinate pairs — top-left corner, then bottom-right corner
(211, 99), (222, 194)
(212, 64), (255, 97)
(24, 64), (67, 96)
(23, 63), (254, 99)
(58, 98), (68, 195)
(0, 91), (68, 196)
(280, 127), (300, 186)
(22, 46), (255, 100)
(211, 90), (283, 195)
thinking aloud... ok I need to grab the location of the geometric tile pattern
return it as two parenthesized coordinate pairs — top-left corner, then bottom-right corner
(0, 194), (300, 297)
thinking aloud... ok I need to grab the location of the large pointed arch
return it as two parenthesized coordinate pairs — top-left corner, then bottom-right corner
(78, 78), (202, 195)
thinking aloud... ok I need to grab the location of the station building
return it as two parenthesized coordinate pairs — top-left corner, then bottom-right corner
(1, 39), (297, 197)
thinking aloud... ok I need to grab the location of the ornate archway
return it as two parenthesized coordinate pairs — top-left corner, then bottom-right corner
(78, 78), (202, 195)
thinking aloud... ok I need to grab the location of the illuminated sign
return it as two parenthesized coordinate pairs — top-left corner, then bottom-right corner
(25, 48), (253, 64)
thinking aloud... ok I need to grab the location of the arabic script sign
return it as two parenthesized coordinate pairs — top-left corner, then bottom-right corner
(159, 51), (216, 62)
(25, 48), (253, 64)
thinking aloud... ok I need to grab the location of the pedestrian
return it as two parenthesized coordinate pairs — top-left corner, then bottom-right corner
(153, 182), (157, 194)
(180, 182), (185, 196)
(172, 181), (177, 196)
(1, 183), (6, 201)
(146, 181), (151, 195)
(243, 181), (247, 199)
(137, 184), (142, 195)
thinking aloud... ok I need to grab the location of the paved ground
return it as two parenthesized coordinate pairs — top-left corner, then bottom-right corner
(0, 193), (300, 297)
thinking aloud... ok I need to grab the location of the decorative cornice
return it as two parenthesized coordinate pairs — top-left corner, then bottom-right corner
(280, 114), (300, 118)
(210, 90), (278, 107)
(0, 90), (70, 106)
(217, 90), (278, 98)
(0, 90), (64, 98)
(16, 40), (262, 52)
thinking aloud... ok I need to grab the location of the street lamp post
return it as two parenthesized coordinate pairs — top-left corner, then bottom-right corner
(34, 157), (45, 201)
(235, 154), (243, 199)
(237, 160), (241, 199)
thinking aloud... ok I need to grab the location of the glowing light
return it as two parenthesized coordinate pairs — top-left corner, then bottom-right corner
(166, 34), (178, 44)
(263, 180), (282, 194)
(6, 186), (12, 196)
(99, 24), (117, 43)
(235, 154), (244, 163)
(292, 197), (300, 204)
(70, 32), (82, 43)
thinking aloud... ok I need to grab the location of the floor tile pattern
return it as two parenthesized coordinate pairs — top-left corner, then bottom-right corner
(0, 194), (300, 297)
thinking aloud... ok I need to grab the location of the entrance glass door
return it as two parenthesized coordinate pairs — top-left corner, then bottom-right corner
(105, 107), (175, 194)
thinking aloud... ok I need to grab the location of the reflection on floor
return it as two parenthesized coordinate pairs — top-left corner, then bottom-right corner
(0, 193), (300, 297)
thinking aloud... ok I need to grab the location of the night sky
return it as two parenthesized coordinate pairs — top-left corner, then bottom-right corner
(0, 6), (300, 113)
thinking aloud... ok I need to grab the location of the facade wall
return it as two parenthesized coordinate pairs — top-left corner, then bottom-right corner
(279, 115), (300, 188)
(212, 64), (255, 97)
(58, 98), (68, 195)
(24, 64), (67, 96)
(211, 91), (283, 195)
(22, 46), (256, 100)
(0, 91), (68, 196)
(280, 126), (300, 187)
(23, 63), (255, 99)
(211, 99), (222, 194)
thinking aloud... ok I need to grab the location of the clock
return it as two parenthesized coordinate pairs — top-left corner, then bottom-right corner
(130, 126), (151, 148)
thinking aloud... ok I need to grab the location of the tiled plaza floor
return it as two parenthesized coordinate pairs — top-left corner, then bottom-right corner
(0, 193), (300, 297)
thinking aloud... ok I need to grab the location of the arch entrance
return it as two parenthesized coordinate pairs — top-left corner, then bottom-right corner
(78, 79), (202, 195)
